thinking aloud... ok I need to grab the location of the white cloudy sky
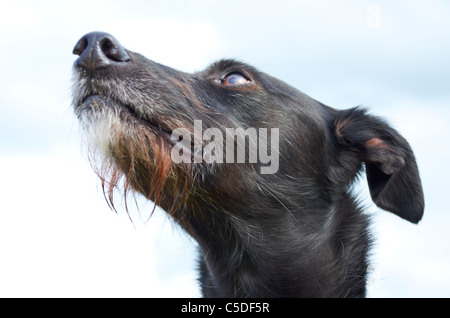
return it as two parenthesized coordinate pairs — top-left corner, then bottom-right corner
(0, 0), (449, 297)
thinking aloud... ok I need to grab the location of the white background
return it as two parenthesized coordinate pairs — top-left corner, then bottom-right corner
(0, 0), (449, 297)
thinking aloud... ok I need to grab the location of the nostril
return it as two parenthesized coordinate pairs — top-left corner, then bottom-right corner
(100, 38), (114, 57)
(100, 38), (131, 63)
(73, 36), (88, 56)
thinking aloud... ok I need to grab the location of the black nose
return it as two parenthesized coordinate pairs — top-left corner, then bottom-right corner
(73, 31), (131, 72)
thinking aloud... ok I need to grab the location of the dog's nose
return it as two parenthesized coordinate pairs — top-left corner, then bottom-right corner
(73, 31), (131, 72)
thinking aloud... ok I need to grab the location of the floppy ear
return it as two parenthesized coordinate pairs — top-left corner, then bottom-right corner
(334, 107), (424, 223)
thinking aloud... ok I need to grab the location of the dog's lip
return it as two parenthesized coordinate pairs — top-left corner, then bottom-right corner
(80, 94), (174, 138)
(80, 94), (206, 161)
(81, 94), (102, 106)
(82, 94), (99, 103)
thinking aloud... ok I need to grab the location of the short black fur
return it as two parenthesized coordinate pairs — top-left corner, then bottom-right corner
(72, 32), (424, 297)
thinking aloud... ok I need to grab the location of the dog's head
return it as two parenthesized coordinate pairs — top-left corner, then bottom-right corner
(72, 32), (424, 224)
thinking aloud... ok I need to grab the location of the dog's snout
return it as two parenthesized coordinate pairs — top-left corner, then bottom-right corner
(73, 31), (131, 72)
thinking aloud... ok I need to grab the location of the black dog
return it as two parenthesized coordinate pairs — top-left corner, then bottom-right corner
(72, 32), (424, 297)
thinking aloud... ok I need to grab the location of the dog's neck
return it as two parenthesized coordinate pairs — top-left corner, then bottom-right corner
(174, 191), (369, 297)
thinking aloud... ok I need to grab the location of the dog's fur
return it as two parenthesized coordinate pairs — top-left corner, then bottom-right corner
(72, 32), (424, 297)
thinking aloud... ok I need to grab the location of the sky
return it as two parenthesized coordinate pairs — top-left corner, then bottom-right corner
(0, 0), (449, 297)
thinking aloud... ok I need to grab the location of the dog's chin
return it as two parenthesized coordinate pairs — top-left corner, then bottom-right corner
(75, 94), (193, 213)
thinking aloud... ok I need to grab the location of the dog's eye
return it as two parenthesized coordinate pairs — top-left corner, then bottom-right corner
(222, 72), (251, 86)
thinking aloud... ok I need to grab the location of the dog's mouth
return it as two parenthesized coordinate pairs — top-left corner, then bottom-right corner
(76, 94), (204, 163)
(78, 94), (175, 142)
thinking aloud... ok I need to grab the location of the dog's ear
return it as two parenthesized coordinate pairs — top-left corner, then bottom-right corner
(334, 107), (424, 223)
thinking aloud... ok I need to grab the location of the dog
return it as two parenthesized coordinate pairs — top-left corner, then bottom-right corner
(72, 31), (424, 297)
